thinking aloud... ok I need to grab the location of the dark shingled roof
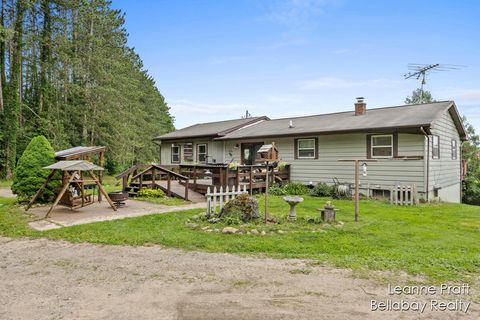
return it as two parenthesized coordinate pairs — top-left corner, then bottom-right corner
(216, 101), (467, 140)
(154, 116), (269, 140)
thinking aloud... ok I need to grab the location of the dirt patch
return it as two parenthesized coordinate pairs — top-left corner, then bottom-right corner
(0, 188), (14, 198)
(0, 237), (477, 320)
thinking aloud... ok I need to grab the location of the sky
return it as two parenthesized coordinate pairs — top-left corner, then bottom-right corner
(112, 0), (480, 131)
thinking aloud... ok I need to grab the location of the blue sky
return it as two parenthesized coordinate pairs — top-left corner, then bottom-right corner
(113, 0), (480, 131)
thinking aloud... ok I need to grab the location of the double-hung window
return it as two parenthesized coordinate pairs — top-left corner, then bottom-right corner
(197, 143), (207, 163)
(371, 135), (393, 158)
(171, 145), (180, 163)
(296, 138), (316, 159)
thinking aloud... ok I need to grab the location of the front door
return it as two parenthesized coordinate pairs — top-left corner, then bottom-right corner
(241, 142), (264, 165)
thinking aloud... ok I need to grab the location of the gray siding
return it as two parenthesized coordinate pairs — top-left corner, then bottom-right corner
(160, 139), (225, 165)
(428, 110), (461, 202)
(223, 133), (425, 192)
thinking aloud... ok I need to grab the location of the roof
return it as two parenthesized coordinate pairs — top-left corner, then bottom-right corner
(216, 101), (467, 140)
(55, 146), (106, 160)
(154, 117), (269, 140)
(44, 160), (104, 171)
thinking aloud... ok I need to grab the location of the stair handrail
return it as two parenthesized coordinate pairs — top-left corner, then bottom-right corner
(115, 164), (141, 180)
(131, 164), (189, 182)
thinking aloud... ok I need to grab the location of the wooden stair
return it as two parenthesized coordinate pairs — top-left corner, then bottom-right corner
(125, 180), (205, 203)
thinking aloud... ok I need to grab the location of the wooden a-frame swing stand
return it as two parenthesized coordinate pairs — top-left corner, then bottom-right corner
(26, 163), (117, 218)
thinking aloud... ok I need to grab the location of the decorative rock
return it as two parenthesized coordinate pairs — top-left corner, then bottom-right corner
(250, 229), (259, 235)
(186, 222), (198, 228)
(222, 227), (239, 234)
(201, 226), (210, 230)
(261, 230), (267, 236)
(277, 230), (287, 234)
(208, 218), (220, 224)
(247, 231), (251, 235)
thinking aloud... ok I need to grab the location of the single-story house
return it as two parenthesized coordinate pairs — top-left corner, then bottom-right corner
(154, 99), (467, 203)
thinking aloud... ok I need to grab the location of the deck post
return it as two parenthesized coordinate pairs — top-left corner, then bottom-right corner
(185, 179), (189, 200)
(167, 173), (171, 197)
(193, 166), (197, 191)
(235, 167), (240, 189)
(139, 173), (144, 191)
(152, 167), (156, 187)
(249, 166), (253, 195)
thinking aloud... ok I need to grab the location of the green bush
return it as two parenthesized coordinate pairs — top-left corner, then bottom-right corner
(269, 185), (287, 196)
(310, 182), (334, 197)
(218, 193), (260, 224)
(11, 136), (58, 202)
(138, 188), (165, 198)
(284, 182), (310, 195)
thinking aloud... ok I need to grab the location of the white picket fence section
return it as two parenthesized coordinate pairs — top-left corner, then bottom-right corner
(206, 185), (248, 215)
(390, 185), (417, 205)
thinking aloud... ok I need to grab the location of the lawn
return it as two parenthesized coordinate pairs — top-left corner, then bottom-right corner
(0, 195), (479, 283)
(0, 180), (12, 188)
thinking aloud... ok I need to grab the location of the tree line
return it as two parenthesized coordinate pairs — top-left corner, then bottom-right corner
(0, 0), (174, 178)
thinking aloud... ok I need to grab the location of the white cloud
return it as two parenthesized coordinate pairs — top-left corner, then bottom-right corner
(297, 77), (403, 90)
(259, 0), (338, 26)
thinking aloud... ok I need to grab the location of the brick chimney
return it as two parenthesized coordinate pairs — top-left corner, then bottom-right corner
(354, 97), (366, 116)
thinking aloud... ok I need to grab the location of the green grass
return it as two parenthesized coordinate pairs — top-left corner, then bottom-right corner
(0, 195), (479, 283)
(0, 180), (12, 188)
(101, 175), (121, 193)
(135, 196), (189, 206)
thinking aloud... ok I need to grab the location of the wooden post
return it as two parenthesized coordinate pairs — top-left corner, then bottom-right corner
(139, 173), (143, 190)
(152, 167), (156, 187)
(185, 179), (189, 200)
(98, 151), (104, 202)
(265, 162), (269, 224)
(249, 166), (253, 195)
(236, 167), (240, 189)
(167, 173), (171, 197)
(80, 171), (85, 207)
(26, 170), (57, 211)
(90, 170), (117, 211)
(46, 171), (76, 218)
(354, 159), (359, 222)
(193, 166), (197, 191)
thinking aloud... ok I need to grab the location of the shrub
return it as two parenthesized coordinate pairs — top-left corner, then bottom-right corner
(310, 182), (334, 197)
(11, 136), (59, 202)
(138, 188), (165, 198)
(269, 185), (287, 196)
(218, 193), (260, 224)
(284, 182), (310, 195)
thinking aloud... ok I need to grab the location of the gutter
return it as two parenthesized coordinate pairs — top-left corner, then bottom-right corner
(420, 126), (430, 201)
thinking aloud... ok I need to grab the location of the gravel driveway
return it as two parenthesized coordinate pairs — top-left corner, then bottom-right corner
(0, 237), (477, 319)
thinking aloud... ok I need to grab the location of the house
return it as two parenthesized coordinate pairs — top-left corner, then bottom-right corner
(153, 99), (467, 203)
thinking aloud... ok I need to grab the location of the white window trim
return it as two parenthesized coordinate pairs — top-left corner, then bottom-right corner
(371, 134), (393, 158)
(171, 145), (180, 163)
(197, 143), (207, 163)
(297, 138), (316, 159)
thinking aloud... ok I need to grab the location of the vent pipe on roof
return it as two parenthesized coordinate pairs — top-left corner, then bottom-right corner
(355, 97), (366, 116)
(289, 120), (294, 128)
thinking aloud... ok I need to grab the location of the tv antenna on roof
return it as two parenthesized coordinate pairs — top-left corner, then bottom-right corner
(242, 110), (252, 119)
(403, 63), (464, 103)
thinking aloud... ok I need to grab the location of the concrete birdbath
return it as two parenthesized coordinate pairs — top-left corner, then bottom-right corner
(283, 196), (304, 221)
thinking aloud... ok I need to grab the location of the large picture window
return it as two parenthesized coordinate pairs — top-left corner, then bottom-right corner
(171, 145), (180, 163)
(432, 135), (440, 159)
(371, 135), (393, 158)
(197, 143), (207, 163)
(296, 138), (316, 159)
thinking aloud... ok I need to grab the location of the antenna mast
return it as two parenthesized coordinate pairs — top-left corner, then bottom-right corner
(404, 63), (463, 103)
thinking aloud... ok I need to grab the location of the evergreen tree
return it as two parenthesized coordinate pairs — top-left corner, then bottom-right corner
(405, 88), (434, 104)
(12, 135), (58, 201)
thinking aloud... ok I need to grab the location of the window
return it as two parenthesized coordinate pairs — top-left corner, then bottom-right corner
(296, 138), (316, 159)
(171, 145), (180, 163)
(183, 143), (193, 161)
(451, 139), (457, 160)
(197, 143), (207, 163)
(432, 135), (440, 159)
(371, 135), (393, 158)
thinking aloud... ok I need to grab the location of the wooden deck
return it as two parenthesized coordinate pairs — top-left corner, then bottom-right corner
(156, 181), (205, 203)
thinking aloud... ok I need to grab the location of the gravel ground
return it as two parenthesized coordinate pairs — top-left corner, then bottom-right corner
(0, 237), (477, 320)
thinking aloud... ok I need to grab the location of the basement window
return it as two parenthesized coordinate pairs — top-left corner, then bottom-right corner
(371, 135), (393, 158)
(432, 135), (440, 159)
(171, 145), (180, 163)
(451, 139), (457, 160)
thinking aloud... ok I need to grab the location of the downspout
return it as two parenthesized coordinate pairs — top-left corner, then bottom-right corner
(460, 140), (468, 203)
(420, 126), (430, 201)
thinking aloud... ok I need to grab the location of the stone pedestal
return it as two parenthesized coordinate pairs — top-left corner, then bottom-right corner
(283, 196), (304, 221)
